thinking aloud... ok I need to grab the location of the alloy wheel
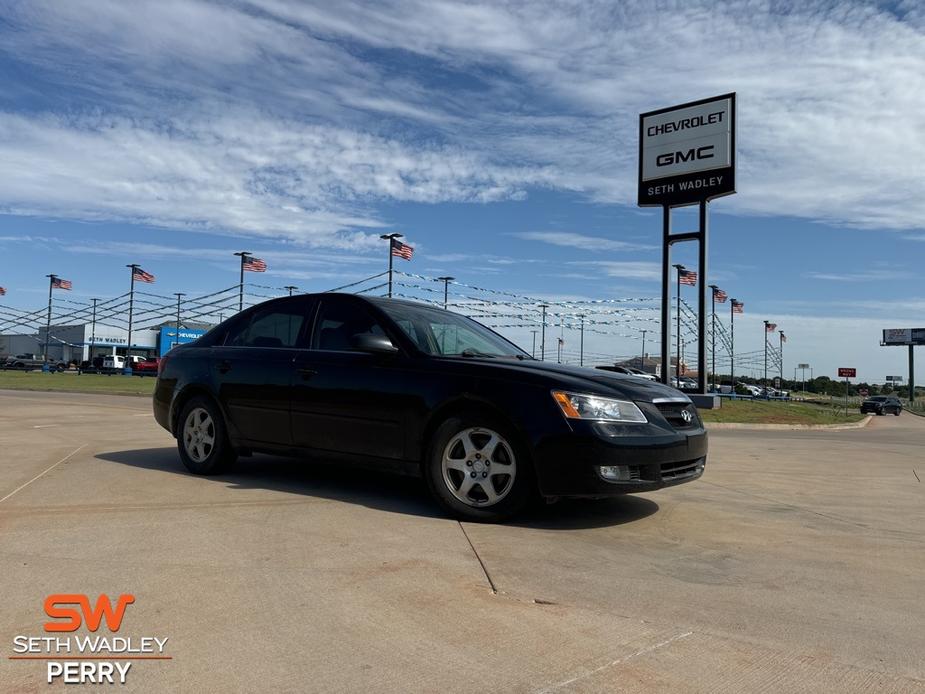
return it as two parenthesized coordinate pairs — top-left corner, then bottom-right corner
(183, 407), (216, 463)
(441, 427), (516, 507)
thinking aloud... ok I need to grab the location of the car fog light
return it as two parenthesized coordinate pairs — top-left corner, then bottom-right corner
(599, 465), (633, 481)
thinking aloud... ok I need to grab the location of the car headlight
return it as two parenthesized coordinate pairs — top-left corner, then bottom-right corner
(552, 391), (647, 423)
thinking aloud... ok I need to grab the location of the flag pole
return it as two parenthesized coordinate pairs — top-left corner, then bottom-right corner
(763, 320), (768, 389)
(89, 298), (98, 365)
(126, 264), (139, 373)
(730, 300), (736, 392)
(779, 331), (784, 388)
(233, 252), (251, 312)
(43, 274), (56, 371)
(539, 304), (548, 361)
(379, 233), (403, 298)
(708, 285), (718, 391)
(672, 264), (684, 385)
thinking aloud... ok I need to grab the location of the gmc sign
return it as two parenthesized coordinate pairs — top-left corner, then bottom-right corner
(638, 93), (736, 206)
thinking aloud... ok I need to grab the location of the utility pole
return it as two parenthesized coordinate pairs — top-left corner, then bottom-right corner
(531, 330), (537, 358)
(640, 329), (647, 371)
(89, 298), (98, 365)
(174, 293), (185, 350)
(539, 304), (548, 361)
(579, 315), (585, 367)
(233, 252), (251, 312)
(284, 285), (297, 297)
(379, 233), (403, 298)
(437, 276), (455, 310)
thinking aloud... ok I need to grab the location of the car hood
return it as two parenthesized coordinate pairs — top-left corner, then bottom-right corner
(437, 357), (688, 403)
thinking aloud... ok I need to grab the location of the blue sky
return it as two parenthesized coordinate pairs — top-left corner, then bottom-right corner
(0, 0), (923, 383)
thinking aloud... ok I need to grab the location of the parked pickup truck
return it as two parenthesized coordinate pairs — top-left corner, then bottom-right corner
(3, 354), (67, 371)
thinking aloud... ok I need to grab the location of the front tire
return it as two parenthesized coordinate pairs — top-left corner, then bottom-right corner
(176, 397), (236, 475)
(423, 415), (534, 522)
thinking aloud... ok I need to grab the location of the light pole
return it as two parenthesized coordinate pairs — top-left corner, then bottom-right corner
(531, 330), (537, 358)
(233, 252), (252, 312)
(174, 293), (185, 349)
(437, 276), (455, 310)
(539, 304), (548, 361)
(639, 329), (647, 371)
(379, 233), (403, 298)
(578, 315), (585, 367)
(284, 285), (297, 297)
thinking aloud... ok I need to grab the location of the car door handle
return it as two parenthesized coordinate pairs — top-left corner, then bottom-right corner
(298, 368), (317, 380)
(218, 359), (232, 374)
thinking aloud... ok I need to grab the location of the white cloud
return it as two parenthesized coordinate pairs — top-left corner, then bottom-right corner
(805, 269), (914, 282)
(1, 0), (924, 246)
(568, 261), (662, 281)
(512, 231), (656, 252)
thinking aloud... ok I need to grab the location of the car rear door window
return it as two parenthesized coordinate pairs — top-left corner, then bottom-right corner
(226, 309), (305, 348)
(312, 300), (391, 351)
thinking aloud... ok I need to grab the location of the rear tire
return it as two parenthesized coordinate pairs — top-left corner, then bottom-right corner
(423, 414), (535, 523)
(176, 396), (236, 475)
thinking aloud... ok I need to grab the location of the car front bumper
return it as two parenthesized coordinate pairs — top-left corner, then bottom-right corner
(531, 421), (707, 497)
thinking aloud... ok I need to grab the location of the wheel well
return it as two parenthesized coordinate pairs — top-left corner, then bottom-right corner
(418, 397), (529, 469)
(170, 385), (219, 435)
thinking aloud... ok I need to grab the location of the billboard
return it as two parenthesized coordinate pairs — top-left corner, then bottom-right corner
(882, 328), (925, 346)
(638, 93), (736, 206)
(158, 327), (206, 356)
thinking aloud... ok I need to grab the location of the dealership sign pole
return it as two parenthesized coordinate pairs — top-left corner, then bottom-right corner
(639, 93), (735, 401)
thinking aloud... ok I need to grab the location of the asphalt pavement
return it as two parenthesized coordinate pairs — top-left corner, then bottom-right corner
(1, 389), (923, 692)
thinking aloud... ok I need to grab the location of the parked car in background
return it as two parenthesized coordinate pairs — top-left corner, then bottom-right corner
(154, 293), (707, 522)
(102, 355), (145, 372)
(133, 357), (160, 375)
(860, 395), (902, 416)
(3, 354), (66, 371)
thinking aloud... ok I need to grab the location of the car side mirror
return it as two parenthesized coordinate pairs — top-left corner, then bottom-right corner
(351, 333), (399, 354)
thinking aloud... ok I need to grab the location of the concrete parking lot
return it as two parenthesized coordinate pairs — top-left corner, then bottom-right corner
(1, 389), (923, 692)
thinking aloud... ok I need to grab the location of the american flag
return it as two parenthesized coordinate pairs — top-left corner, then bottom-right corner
(0, 286), (6, 296)
(713, 287), (728, 303)
(390, 238), (414, 260)
(243, 256), (267, 272)
(678, 268), (697, 286)
(132, 266), (156, 283)
(732, 300), (744, 314)
(51, 277), (72, 290)
(765, 322), (777, 332)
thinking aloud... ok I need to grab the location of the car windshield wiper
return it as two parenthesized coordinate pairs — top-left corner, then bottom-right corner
(456, 348), (497, 358)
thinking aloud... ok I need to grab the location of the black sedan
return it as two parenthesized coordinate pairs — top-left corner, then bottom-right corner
(153, 293), (706, 521)
(860, 396), (902, 416)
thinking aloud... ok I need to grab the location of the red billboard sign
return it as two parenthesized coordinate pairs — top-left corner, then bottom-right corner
(838, 367), (856, 378)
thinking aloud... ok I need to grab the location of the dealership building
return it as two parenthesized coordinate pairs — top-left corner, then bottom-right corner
(0, 323), (208, 363)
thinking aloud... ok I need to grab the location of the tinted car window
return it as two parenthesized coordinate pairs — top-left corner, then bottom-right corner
(226, 309), (305, 348)
(312, 301), (390, 351)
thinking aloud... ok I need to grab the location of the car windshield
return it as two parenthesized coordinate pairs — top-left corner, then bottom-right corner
(379, 302), (530, 358)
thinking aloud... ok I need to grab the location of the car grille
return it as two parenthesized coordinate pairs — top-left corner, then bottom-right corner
(660, 458), (704, 481)
(654, 401), (699, 429)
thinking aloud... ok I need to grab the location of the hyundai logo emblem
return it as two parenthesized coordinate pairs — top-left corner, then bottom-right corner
(680, 409), (693, 423)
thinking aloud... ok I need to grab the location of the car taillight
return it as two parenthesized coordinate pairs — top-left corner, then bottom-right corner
(158, 356), (168, 376)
